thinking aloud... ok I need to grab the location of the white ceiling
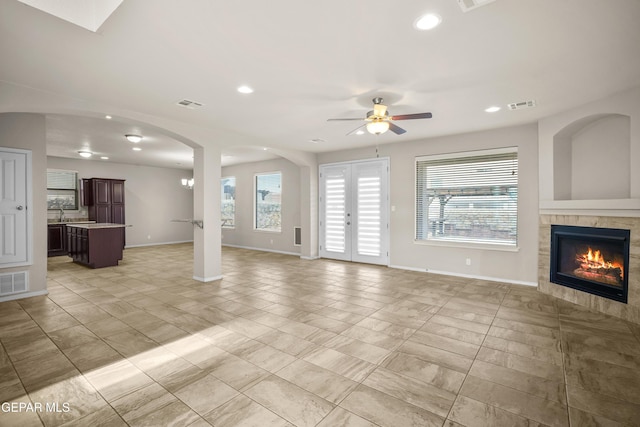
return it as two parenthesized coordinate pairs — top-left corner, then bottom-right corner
(1, 0), (640, 169)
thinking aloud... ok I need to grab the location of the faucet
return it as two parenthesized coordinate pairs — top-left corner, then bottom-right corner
(59, 208), (65, 222)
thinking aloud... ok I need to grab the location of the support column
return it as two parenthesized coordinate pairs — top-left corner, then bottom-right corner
(299, 165), (319, 259)
(193, 145), (222, 281)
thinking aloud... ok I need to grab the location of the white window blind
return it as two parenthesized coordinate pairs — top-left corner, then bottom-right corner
(324, 174), (347, 253)
(255, 172), (282, 232)
(356, 174), (381, 257)
(47, 170), (77, 189)
(416, 148), (518, 246)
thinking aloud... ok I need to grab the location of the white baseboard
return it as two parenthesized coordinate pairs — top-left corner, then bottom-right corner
(0, 289), (49, 303)
(192, 275), (223, 282)
(389, 264), (538, 287)
(222, 244), (301, 257)
(126, 240), (193, 249)
(300, 255), (320, 260)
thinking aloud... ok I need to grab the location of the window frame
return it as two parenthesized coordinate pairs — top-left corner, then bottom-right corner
(221, 176), (236, 229)
(414, 147), (519, 250)
(253, 171), (282, 233)
(46, 169), (79, 211)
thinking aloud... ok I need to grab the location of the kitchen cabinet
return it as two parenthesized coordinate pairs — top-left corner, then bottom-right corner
(82, 178), (126, 245)
(66, 224), (126, 268)
(47, 224), (67, 257)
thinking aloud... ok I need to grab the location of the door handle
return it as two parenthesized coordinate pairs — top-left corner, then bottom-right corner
(347, 221), (351, 225)
(16, 205), (23, 211)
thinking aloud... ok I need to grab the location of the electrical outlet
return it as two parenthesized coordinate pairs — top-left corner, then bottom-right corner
(147, 235), (151, 240)
(466, 258), (471, 266)
(270, 239), (274, 245)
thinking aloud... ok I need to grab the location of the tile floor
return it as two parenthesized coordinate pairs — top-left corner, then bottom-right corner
(1, 243), (640, 426)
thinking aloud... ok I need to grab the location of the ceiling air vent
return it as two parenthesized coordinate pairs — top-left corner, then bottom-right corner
(457, 0), (497, 13)
(508, 100), (537, 110)
(176, 99), (204, 109)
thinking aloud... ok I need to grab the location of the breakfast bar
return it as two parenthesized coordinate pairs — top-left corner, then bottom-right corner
(66, 223), (128, 268)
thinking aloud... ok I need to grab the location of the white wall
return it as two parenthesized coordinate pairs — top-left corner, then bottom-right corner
(317, 123), (540, 285)
(47, 156), (194, 247)
(0, 113), (48, 299)
(221, 157), (301, 255)
(539, 85), (640, 205)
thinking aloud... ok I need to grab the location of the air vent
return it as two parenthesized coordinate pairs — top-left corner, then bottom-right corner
(457, 0), (497, 12)
(176, 99), (204, 109)
(294, 227), (302, 246)
(0, 271), (28, 296)
(508, 100), (537, 110)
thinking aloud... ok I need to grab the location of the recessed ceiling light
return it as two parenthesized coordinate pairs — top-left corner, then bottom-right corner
(237, 85), (254, 94)
(485, 106), (501, 113)
(125, 134), (143, 143)
(105, 115), (112, 120)
(78, 151), (92, 158)
(309, 138), (325, 144)
(263, 147), (268, 151)
(100, 156), (109, 160)
(415, 13), (442, 30)
(132, 147), (142, 151)
(356, 130), (365, 135)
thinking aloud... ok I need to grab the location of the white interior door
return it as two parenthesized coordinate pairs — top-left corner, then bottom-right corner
(0, 149), (29, 266)
(319, 159), (389, 265)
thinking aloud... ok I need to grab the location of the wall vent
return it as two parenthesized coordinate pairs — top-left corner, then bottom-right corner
(294, 227), (302, 246)
(176, 99), (204, 109)
(508, 100), (537, 110)
(457, 0), (497, 13)
(0, 271), (28, 296)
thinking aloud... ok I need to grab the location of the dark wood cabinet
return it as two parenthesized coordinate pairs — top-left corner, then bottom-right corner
(67, 225), (124, 268)
(47, 224), (67, 257)
(82, 178), (126, 244)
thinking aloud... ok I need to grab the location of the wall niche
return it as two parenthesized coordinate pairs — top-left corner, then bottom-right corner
(553, 114), (630, 201)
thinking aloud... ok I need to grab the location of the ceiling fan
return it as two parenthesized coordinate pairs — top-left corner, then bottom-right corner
(327, 97), (432, 135)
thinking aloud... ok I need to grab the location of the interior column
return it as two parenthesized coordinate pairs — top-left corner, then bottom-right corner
(300, 165), (319, 259)
(193, 145), (222, 281)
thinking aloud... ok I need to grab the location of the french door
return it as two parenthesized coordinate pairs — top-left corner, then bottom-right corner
(319, 158), (389, 265)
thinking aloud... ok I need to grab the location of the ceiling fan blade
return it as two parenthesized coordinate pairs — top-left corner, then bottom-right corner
(390, 112), (432, 120)
(327, 118), (366, 121)
(346, 124), (367, 136)
(388, 122), (406, 135)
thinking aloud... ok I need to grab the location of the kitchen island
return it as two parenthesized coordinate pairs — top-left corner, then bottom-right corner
(66, 223), (129, 268)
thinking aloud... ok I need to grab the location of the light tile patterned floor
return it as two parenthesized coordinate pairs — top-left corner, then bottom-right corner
(1, 243), (640, 426)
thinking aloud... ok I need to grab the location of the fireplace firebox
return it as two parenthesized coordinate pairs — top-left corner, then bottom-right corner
(550, 225), (630, 303)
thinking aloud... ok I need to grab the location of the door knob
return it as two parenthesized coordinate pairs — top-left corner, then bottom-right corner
(347, 221), (351, 225)
(16, 205), (23, 211)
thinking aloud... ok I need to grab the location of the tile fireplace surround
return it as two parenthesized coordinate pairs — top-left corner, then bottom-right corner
(539, 215), (640, 324)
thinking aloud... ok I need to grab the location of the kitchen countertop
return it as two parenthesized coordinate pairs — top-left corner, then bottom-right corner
(47, 220), (96, 225)
(65, 223), (130, 229)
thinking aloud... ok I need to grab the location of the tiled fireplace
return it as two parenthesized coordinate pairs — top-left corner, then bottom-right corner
(537, 90), (640, 325)
(539, 215), (640, 324)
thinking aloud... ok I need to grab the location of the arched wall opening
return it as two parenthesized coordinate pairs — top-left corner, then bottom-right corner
(553, 113), (631, 201)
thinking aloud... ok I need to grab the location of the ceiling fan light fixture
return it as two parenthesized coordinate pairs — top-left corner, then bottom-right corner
(415, 13), (442, 30)
(125, 134), (143, 143)
(367, 120), (390, 135)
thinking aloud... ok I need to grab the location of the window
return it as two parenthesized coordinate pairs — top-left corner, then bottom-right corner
(255, 172), (281, 232)
(416, 147), (518, 246)
(47, 169), (78, 210)
(221, 176), (236, 228)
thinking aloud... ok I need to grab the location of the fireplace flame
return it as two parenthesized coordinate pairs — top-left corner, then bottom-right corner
(577, 247), (623, 280)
